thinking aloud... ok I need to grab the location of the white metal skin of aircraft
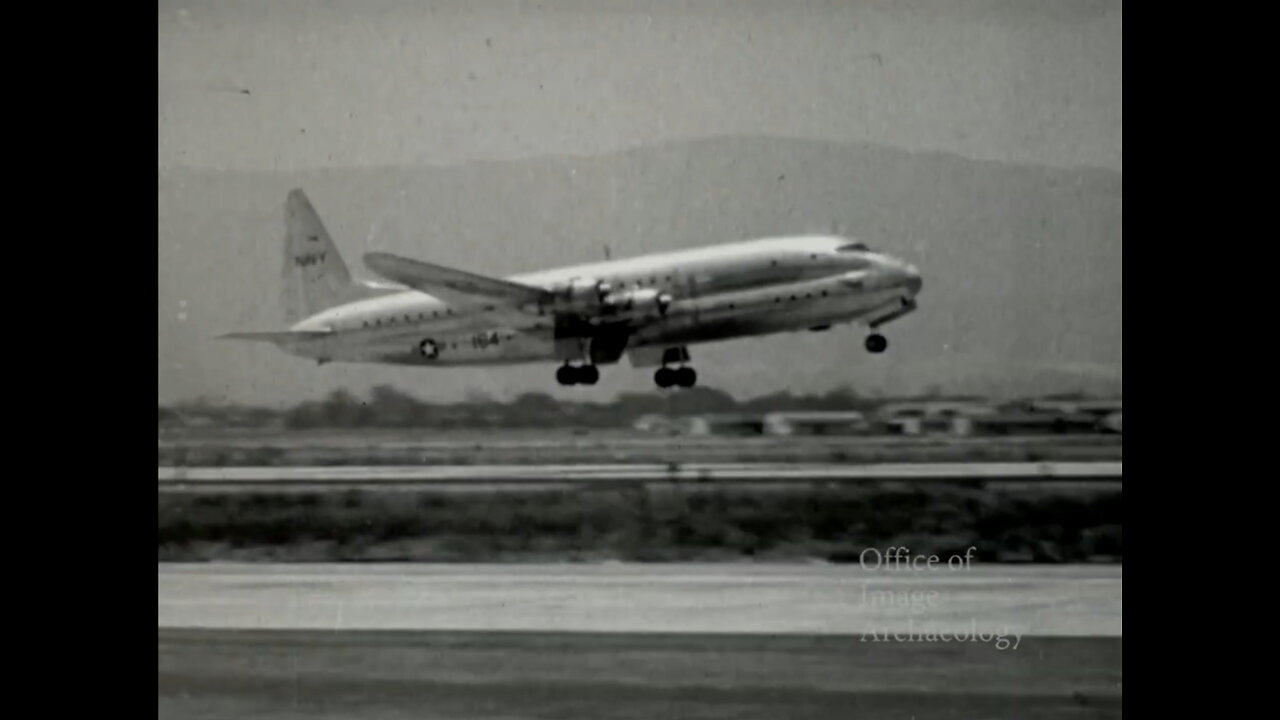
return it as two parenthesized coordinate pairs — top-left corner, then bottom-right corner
(222, 189), (924, 390)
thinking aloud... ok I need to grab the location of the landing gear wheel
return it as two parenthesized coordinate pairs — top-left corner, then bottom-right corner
(655, 366), (696, 389)
(674, 366), (697, 388)
(654, 367), (676, 389)
(558, 364), (600, 386)
(556, 365), (576, 386)
(865, 334), (888, 354)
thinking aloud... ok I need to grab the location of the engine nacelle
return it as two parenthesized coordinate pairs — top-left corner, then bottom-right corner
(602, 287), (673, 318)
(552, 277), (612, 313)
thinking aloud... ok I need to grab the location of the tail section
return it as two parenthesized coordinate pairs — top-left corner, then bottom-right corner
(281, 189), (376, 323)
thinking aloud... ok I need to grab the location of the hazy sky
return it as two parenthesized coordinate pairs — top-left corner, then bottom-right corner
(158, 0), (1122, 173)
(158, 0), (1122, 406)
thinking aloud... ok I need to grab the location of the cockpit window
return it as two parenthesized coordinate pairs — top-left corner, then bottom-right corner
(835, 241), (870, 253)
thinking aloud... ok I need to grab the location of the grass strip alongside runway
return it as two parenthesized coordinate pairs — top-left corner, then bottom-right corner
(158, 628), (1122, 720)
(158, 482), (1121, 563)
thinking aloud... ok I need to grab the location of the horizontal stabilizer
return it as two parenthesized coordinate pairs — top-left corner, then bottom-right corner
(363, 252), (550, 308)
(218, 330), (331, 343)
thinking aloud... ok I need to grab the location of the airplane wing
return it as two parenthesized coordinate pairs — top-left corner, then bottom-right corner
(218, 329), (332, 344)
(362, 251), (670, 335)
(362, 252), (551, 310)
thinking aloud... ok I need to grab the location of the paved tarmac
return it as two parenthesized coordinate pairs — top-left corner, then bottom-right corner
(158, 563), (1122, 719)
(158, 461), (1123, 490)
(158, 562), (1121, 637)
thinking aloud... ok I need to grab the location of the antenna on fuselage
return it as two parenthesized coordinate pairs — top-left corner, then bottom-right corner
(603, 244), (612, 260)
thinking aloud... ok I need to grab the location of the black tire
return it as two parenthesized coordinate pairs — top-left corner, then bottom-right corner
(556, 365), (577, 386)
(675, 366), (697, 388)
(654, 367), (675, 388)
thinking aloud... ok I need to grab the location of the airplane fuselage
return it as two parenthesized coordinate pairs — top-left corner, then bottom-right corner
(284, 235), (922, 370)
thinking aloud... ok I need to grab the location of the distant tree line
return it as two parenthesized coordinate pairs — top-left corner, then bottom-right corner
(158, 385), (1096, 431)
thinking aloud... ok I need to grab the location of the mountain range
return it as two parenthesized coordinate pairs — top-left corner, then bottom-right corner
(158, 135), (1121, 405)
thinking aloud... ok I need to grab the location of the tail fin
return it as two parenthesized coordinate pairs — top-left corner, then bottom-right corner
(280, 189), (362, 323)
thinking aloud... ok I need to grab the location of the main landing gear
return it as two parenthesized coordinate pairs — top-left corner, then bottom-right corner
(654, 365), (697, 389)
(650, 346), (696, 389)
(864, 333), (888, 354)
(557, 363), (599, 386)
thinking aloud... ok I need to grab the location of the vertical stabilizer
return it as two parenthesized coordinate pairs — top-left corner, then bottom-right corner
(281, 189), (358, 324)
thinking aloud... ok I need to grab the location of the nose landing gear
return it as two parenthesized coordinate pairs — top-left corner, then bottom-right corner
(864, 333), (888, 354)
(654, 365), (696, 389)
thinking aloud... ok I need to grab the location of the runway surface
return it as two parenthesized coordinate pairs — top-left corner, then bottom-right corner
(159, 431), (1123, 470)
(158, 461), (1123, 491)
(159, 563), (1122, 719)
(158, 562), (1120, 636)
(159, 630), (1121, 720)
